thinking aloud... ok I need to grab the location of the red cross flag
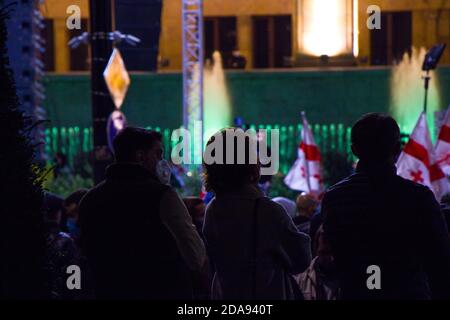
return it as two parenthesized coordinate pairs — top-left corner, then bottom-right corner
(284, 112), (323, 195)
(397, 112), (450, 200)
(435, 107), (450, 176)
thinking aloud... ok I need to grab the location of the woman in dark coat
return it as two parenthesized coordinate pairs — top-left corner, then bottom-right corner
(202, 128), (311, 300)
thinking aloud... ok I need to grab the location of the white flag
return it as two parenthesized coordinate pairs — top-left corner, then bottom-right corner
(397, 112), (449, 200)
(435, 107), (450, 176)
(284, 113), (323, 194)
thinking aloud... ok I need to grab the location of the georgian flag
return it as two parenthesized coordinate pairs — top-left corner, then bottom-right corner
(435, 107), (450, 176)
(397, 112), (450, 200)
(284, 113), (323, 193)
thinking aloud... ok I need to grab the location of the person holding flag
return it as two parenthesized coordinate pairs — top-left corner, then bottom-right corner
(284, 112), (323, 197)
(397, 112), (450, 200)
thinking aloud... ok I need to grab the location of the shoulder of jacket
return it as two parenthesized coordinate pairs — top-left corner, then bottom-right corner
(394, 174), (436, 198)
(324, 174), (359, 195)
(259, 197), (287, 213)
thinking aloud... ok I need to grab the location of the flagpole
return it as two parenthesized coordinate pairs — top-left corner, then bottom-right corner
(301, 111), (312, 193)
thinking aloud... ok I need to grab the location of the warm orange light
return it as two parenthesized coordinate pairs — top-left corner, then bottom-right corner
(353, 0), (359, 57)
(299, 0), (353, 57)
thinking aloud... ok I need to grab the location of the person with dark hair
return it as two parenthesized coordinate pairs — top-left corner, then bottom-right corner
(79, 127), (206, 299)
(202, 128), (311, 300)
(43, 192), (78, 299)
(63, 189), (88, 243)
(293, 192), (320, 234)
(322, 113), (450, 299)
(53, 152), (70, 178)
(44, 192), (64, 223)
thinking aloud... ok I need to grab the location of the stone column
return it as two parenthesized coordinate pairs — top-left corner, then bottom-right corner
(237, 15), (253, 69)
(54, 18), (70, 72)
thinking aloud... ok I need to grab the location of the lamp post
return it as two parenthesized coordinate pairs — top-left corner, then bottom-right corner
(89, 0), (115, 183)
(70, 1), (140, 183)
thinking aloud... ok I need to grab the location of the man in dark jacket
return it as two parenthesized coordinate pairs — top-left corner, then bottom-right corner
(79, 127), (206, 299)
(323, 113), (450, 300)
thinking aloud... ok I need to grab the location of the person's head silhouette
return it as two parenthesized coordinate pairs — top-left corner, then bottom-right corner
(113, 127), (163, 174)
(351, 113), (401, 165)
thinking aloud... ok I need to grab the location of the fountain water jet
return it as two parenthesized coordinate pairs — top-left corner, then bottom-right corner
(390, 47), (442, 139)
(204, 51), (232, 142)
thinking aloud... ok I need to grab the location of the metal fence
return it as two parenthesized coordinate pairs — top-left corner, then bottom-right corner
(44, 124), (355, 175)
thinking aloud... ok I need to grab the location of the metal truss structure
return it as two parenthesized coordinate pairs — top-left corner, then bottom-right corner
(182, 0), (204, 163)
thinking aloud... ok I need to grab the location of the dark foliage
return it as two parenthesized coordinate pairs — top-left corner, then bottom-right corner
(0, 2), (47, 299)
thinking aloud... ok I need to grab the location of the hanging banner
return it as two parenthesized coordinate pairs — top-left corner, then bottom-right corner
(107, 110), (128, 151)
(103, 48), (130, 109)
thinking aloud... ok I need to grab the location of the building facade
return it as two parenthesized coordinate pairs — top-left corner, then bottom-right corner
(40, 0), (450, 72)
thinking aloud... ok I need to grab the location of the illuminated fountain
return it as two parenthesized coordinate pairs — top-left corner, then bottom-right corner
(390, 47), (441, 138)
(181, 50), (232, 165)
(203, 51), (232, 143)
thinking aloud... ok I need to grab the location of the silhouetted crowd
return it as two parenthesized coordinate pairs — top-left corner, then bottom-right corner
(43, 113), (450, 300)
